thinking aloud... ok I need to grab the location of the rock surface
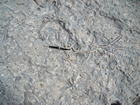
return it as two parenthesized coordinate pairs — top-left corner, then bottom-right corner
(0, 0), (140, 105)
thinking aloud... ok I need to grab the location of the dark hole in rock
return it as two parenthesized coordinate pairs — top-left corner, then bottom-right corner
(111, 100), (122, 105)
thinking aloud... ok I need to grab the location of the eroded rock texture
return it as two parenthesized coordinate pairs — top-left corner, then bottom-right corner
(0, 0), (140, 105)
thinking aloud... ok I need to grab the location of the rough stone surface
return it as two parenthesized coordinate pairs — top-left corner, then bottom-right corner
(0, 0), (140, 105)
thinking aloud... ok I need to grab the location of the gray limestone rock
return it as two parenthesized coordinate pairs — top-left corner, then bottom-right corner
(0, 0), (139, 105)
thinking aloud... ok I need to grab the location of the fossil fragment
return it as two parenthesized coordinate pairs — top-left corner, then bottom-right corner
(34, 0), (45, 8)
